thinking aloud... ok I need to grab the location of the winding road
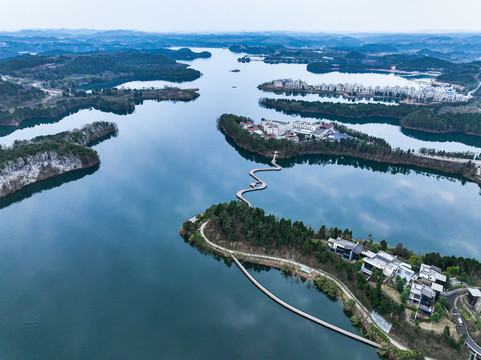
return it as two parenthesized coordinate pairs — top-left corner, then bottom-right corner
(446, 289), (481, 358)
(236, 151), (281, 207)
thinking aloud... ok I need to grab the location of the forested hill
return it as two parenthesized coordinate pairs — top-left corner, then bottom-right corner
(0, 51), (201, 88)
(0, 80), (46, 109)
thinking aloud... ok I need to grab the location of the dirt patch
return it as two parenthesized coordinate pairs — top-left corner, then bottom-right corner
(404, 309), (460, 341)
(382, 285), (402, 304)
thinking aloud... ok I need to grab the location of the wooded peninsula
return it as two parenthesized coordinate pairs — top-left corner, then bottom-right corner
(181, 201), (481, 360)
(217, 113), (481, 185)
(0, 86), (199, 127)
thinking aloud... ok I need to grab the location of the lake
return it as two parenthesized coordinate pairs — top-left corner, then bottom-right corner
(0, 48), (479, 359)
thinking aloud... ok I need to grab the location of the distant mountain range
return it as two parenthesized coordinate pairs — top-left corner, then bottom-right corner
(0, 30), (481, 62)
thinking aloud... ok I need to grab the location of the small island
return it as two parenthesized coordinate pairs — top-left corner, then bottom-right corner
(0, 50), (202, 89)
(217, 113), (481, 185)
(0, 121), (118, 199)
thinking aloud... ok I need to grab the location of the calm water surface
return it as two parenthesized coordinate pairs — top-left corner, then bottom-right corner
(0, 48), (480, 359)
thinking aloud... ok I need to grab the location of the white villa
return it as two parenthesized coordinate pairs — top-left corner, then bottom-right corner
(360, 250), (414, 280)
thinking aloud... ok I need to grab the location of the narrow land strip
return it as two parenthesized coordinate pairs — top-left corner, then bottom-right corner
(231, 253), (381, 348)
(198, 221), (413, 353)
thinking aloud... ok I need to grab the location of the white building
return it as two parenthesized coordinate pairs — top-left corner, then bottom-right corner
(261, 119), (291, 136)
(467, 288), (481, 313)
(328, 237), (363, 261)
(360, 250), (411, 278)
(292, 121), (323, 133)
(409, 283), (437, 314)
(417, 264), (447, 290)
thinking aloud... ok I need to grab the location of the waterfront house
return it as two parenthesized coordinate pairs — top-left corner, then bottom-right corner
(409, 283), (436, 314)
(360, 250), (405, 278)
(395, 263), (416, 284)
(417, 263), (446, 290)
(328, 237), (363, 261)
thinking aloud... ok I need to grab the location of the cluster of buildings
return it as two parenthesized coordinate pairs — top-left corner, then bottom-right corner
(269, 79), (469, 103)
(240, 119), (336, 142)
(328, 237), (455, 316)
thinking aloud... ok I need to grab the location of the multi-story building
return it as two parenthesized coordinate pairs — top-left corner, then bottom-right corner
(261, 119), (291, 136)
(328, 237), (363, 261)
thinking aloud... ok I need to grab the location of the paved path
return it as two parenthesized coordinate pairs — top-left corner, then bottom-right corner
(236, 152), (281, 207)
(231, 253), (381, 348)
(199, 221), (411, 352)
(413, 152), (481, 167)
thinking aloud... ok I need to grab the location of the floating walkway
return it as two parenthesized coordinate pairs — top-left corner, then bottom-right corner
(231, 254), (381, 349)
(236, 151), (282, 207)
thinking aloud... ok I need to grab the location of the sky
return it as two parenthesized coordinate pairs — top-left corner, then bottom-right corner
(1, 0), (481, 33)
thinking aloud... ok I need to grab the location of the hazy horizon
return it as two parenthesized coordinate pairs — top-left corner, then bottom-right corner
(3, 28), (481, 36)
(1, 0), (481, 34)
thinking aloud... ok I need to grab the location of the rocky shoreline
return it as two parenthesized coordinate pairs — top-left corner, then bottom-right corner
(0, 122), (118, 199)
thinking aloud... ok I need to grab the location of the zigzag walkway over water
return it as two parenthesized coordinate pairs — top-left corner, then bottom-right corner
(236, 151), (281, 207)
(230, 254), (381, 349)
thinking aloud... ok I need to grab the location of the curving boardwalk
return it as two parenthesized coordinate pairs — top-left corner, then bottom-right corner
(236, 151), (282, 207)
(198, 222), (409, 352)
(231, 254), (381, 348)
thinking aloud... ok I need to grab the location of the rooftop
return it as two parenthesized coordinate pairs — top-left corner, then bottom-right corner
(468, 288), (481, 298)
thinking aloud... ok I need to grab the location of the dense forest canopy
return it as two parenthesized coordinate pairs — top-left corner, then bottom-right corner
(0, 51), (201, 88)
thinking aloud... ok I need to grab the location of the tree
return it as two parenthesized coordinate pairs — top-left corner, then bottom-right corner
(344, 299), (356, 312)
(380, 240), (387, 251)
(396, 276), (407, 293)
(401, 287), (410, 303)
(439, 296), (451, 311)
(443, 325), (450, 338)
(394, 243), (404, 256)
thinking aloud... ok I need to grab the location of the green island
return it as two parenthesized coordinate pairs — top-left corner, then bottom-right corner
(0, 121), (117, 199)
(217, 113), (481, 185)
(259, 98), (481, 136)
(0, 85), (199, 127)
(0, 50), (202, 88)
(180, 200), (481, 360)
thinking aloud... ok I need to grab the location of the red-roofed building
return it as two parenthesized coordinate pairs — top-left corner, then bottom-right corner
(321, 124), (334, 130)
(262, 133), (276, 139)
(286, 134), (299, 142)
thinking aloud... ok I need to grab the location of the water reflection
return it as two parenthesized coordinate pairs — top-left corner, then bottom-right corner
(260, 101), (481, 149)
(222, 129), (478, 190)
(0, 165), (99, 210)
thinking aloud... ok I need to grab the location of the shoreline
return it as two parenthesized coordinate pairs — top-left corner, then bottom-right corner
(0, 88), (200, 128)
(186, 220), (420, 358)
(0, 122), (118, 200)
(217, 116), (481, 186)
(259, 98), (481, 138)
